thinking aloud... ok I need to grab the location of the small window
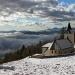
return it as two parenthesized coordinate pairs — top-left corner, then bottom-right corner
(55, 51), (56, 53)
(52, 50), (53, 53)
(59, 51), (60, 54)
(59, 51), (62, 54)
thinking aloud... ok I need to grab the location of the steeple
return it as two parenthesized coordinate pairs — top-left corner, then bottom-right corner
(67, 22), (72, 33)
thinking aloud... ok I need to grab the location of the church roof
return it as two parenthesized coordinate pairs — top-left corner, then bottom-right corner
(56, 39), (73, 50)
(42, 38), (73, 50)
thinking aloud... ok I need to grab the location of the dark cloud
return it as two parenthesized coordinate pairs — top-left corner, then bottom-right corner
(42, 10), (75, 21)
(0, 0), (75, 21)
(0, 0), (58, 11)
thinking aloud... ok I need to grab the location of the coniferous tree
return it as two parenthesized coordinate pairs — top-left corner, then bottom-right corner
(1, 41), (44, 63)
(21, 45), (25, 50)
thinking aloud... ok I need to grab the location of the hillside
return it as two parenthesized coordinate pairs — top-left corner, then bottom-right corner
(0, 55), (75, 75)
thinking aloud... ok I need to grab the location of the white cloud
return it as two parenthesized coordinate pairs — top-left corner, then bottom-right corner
(0, 0), (74, 31)
(67, 4), (75, 12)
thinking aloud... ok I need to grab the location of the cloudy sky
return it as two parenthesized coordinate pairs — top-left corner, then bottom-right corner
(0, 0), (75, 31)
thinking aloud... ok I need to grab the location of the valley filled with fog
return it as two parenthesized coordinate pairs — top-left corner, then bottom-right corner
(0, 29), (60, 56)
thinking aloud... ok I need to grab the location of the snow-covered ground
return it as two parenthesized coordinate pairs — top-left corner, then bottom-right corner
(0, 55), (75, 75)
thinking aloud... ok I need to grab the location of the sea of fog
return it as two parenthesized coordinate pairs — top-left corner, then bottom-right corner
(0, 31), (60, 55)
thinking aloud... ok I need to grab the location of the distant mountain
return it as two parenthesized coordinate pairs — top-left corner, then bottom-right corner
(20, 28), (61, 35)
(0, 27), (75, 34)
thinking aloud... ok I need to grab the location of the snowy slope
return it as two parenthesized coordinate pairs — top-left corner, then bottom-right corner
(0, 55), (75, 75)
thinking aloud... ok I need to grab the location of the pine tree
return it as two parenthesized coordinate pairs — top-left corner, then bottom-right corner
(21, 45), (25, 50)
(20, 45), (26, 58)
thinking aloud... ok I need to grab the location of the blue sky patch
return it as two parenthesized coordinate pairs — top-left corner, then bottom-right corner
(59, 0), (75, 4)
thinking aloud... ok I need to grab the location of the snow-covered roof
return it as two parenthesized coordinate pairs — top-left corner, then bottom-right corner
(42, 43), (53, 48)
(56, 39), (73, 50)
